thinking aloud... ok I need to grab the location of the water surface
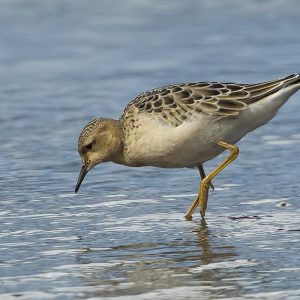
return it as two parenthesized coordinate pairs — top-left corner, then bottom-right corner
(1, 1), (300, 299)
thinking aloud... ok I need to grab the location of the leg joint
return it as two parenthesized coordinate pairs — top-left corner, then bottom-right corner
(202, 177), (211, 186)
(218, 141), (239, 157)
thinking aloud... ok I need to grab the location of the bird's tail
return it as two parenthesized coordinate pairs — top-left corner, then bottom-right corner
(247, 73), (300, 126)
(284, 73), (300, 88)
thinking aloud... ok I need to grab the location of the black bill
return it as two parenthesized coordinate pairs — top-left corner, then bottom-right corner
(75, 165), (88, 193)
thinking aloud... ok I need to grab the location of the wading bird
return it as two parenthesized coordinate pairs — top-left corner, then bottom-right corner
(75, 74), (300, 219)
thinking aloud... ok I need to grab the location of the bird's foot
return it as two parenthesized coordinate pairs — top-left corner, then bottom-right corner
(184, 214), (193, 221)
(200, 210), (206, 219)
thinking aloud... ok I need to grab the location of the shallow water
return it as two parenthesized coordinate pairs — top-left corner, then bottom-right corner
(1, 0), (300, 299)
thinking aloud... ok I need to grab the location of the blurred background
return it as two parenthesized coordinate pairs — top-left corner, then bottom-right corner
(1, 0), (300, 299)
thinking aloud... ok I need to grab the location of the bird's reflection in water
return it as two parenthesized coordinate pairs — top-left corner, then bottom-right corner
(195, 218), (215, 264)
(73, 218), (243, 298)
(194, 218), (236, 263)
(189, 219), (243, 295)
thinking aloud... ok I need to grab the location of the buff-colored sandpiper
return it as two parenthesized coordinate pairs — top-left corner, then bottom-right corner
(75, 74), (300, 219)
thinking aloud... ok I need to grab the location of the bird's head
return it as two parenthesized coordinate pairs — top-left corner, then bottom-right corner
(75, 118), (122, 193)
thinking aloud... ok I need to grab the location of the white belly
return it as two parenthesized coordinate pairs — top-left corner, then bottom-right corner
(123, 105), (278, 168)
(124, 114), (232, 168)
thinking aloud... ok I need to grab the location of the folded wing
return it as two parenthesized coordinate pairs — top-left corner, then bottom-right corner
(122, 74), (299, 127)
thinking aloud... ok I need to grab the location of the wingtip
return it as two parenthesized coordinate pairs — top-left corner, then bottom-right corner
(284, 73), (300, 87)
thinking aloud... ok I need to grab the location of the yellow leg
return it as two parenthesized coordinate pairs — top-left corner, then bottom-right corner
(184, 164), (211, 221)
(184, 164), (205, 221)
(184, 141), (239, 220)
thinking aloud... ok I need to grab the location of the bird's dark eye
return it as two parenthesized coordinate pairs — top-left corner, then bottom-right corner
(85, 142), (93, 150)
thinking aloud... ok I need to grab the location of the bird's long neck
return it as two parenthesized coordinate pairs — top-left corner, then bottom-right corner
(109, 119), (128, 166)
